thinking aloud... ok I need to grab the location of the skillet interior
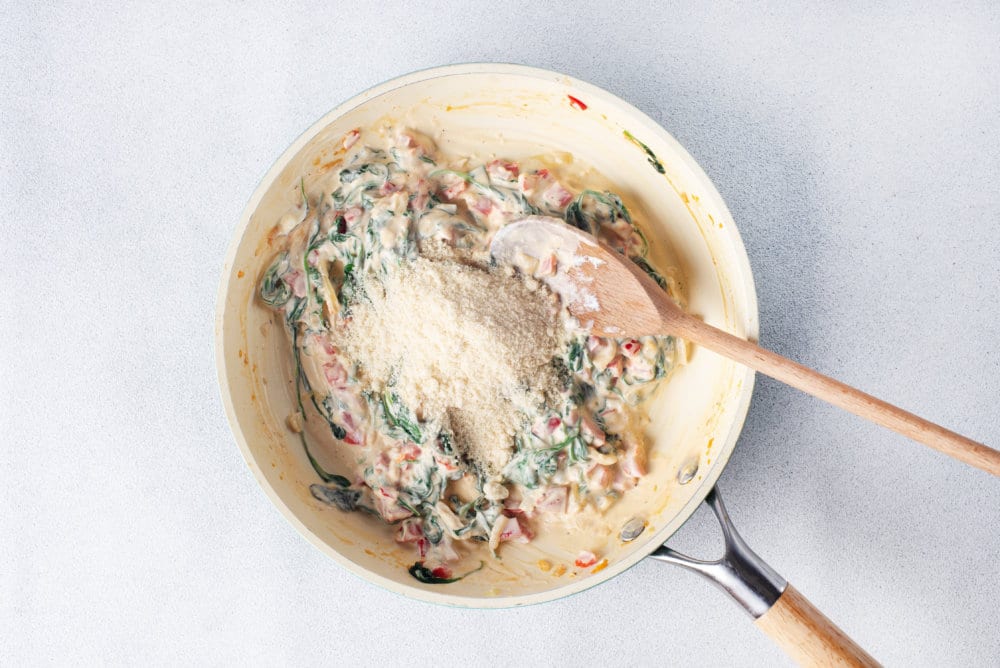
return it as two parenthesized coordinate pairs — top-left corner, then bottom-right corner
(215, 64), (759, 606)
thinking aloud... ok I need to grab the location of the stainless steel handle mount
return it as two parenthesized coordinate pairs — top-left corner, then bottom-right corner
(649, 487), (787, 618)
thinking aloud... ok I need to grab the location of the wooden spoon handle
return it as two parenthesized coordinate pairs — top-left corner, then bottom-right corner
(669, 314), (1000, 477)
(756, 584), (880, 667)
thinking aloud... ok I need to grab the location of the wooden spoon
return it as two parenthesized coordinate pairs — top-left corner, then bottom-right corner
(491, 216), (1000, 477)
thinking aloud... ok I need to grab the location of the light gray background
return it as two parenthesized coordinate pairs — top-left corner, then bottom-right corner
(3, 2), (998, 666)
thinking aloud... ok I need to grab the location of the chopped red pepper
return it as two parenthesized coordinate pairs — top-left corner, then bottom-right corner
(567, 95), (588, 111)
(343, 129), (360, 149)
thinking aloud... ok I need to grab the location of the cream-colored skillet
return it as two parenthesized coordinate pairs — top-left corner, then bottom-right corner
(216, 64), (984, 666)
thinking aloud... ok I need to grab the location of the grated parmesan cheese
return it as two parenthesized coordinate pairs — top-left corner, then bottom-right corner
(341, 254), (570, 474)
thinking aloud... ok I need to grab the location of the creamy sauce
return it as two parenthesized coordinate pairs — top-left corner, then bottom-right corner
(258, 123), (685, 582)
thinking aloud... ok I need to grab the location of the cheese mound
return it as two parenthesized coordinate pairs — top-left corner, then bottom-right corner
(343, 255), (567, 473)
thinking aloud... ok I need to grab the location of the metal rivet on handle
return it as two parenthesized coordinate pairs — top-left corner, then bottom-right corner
(678, 458), (699, 485)
(619, 517), (646, 543)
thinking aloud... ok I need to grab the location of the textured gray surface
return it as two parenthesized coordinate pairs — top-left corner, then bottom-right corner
(3, 2), (999, 666)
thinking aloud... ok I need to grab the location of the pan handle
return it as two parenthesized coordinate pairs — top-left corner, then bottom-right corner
(650, 488), (879, 667)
